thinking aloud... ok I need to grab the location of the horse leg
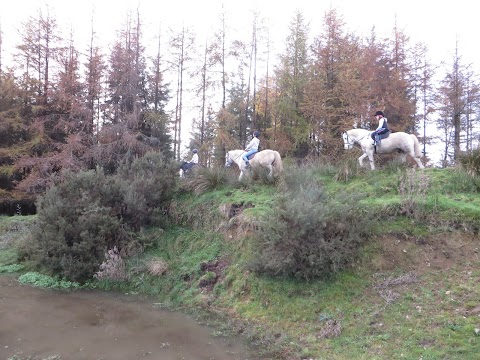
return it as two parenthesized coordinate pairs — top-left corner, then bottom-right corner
(367, 151), (376, 170)
(409, 152), (425, 168)
(267, 164), (273, 179)
(358, 153), (368, 166)
(405, 149), (425, 169)
(415, 158), (425, 168)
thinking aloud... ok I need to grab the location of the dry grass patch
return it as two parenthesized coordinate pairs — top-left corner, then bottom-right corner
(146, 258), (169, 276)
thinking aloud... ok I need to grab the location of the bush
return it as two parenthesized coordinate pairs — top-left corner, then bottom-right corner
(397, 168), (430, 218)
(26, 169), (129, 282)
(459, 149), (480, 189)
(333, 153), (365, 182)
(116, 151), (179, 229)
(249, 171), (375, 280)
(18, 271), (80, 289)
(183, 166), (233, 195)
(94, 246), (127, 281)
(23, 151), (178, 283)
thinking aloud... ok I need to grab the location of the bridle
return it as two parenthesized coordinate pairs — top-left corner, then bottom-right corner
(343, 131), (355, 148)
(225, 150), (244, 167)
(343, 130), (369, 148)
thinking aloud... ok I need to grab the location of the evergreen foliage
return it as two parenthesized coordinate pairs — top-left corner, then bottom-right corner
(22, 151), (177, 282)
(1, 4), (480, 220)
(250, 170), (375, 279)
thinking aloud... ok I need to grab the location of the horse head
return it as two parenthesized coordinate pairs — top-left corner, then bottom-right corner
(225, 151), (232, 167)
(342, 131), (355, 149)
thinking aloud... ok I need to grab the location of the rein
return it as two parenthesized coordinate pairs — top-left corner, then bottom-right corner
(227, 151), (245, 164)
(344, 130), (369, 145)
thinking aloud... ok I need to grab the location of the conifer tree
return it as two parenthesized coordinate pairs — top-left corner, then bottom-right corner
(435, 42), (479, 164)
(84, 13), (105, 135)
(169, 25), (196, 160)
(272, 11), (310, 155)
(306, 9), (363, 154)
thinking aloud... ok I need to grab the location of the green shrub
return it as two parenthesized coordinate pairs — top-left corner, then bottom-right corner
(0, 263), (24, 273)
(249, 171), (375, 280)
(116, 151), (179, 229)
(26, 169), (129, 282)
(18, 271), (80, 289)
(22, 151), (178, 283)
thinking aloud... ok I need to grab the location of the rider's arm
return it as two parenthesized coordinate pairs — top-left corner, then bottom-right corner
(376, 118), (385, 131)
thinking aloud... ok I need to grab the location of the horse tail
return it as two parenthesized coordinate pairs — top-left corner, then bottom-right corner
(410, 134), (422, 158)
(272, 151), (283, 176)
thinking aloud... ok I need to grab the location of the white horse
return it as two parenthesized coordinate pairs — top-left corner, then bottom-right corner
(342, 128), (424, 170)
(225, 149), (283, 181)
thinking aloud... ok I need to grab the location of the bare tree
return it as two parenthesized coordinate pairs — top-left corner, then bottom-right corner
(148, 25), (169, 113)
(84, 11), (105, 135)
(169, 25), (196, 160)
(435, 41), (478, 163)
(409, 42), (435, 157)
(15, 7), (60, 106)
(208, 5), (230, 110)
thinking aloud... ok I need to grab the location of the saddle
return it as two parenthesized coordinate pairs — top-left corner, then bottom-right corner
(373, 131), (390, 146)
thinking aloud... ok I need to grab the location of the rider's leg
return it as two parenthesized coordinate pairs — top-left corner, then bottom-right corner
(243, 150), (256, 167)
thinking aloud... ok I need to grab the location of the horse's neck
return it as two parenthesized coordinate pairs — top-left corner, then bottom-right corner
(350, 129), (370, 141)
(230, 150), (244, 163)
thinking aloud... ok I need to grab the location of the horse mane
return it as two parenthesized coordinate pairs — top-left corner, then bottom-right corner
(349, 128), (369, 135)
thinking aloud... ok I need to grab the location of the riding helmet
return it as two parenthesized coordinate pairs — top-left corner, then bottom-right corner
(253, 131), (260, 137)
(192, 149), (198, 153)
(374, 111), (384, 117)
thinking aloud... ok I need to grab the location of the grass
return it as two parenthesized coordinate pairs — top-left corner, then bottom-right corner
(1, 165), (480, 359)
(18, 272), (81, 290)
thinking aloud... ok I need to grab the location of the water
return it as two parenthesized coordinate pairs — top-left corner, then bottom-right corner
(0, 275), (257, 360)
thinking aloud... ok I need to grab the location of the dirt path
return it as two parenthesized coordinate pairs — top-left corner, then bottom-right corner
(0, 275), (255, 360)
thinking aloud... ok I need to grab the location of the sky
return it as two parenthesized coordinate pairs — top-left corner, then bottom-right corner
(1, 0), (478, 69)
(1, 0), (479, 164)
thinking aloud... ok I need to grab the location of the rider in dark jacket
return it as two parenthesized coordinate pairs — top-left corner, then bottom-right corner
(372, 111), (389, 145)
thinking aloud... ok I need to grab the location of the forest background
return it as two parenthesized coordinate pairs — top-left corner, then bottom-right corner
(0, 0), (479, 209)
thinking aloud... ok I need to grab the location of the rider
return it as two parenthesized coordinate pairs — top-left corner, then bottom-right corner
(243, 131), (260, 167)
(372, 110), (389, 145)
(182, 148), (199, 172)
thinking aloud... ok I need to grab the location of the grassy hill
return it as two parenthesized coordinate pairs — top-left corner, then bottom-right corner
(1, 162), (480, 359)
